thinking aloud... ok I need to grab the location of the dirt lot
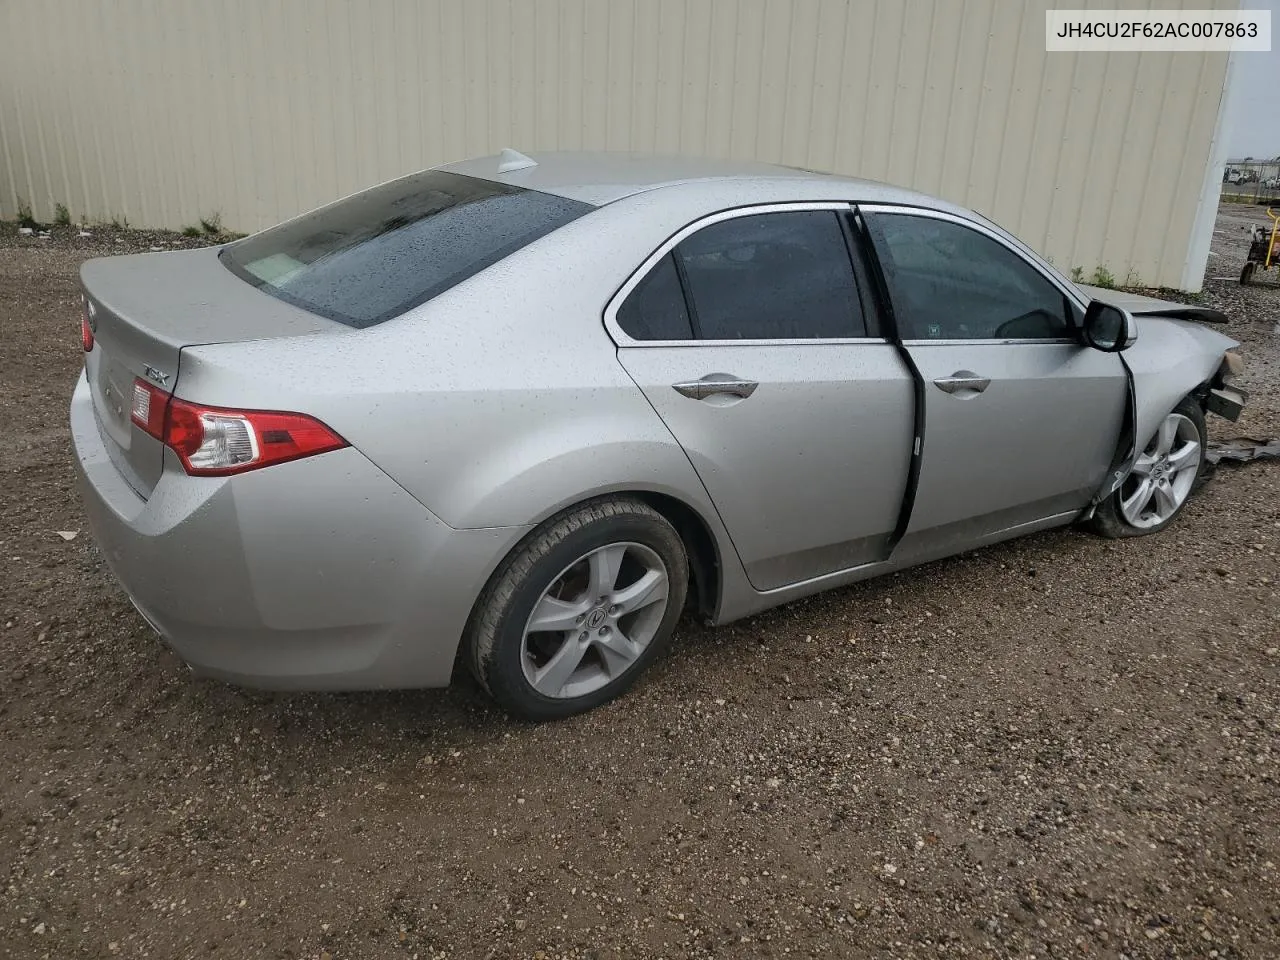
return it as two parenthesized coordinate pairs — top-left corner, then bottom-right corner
(1, 207), (1278, 960)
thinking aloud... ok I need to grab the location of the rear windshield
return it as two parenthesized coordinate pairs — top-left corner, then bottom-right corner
(219, 171), (593, 328)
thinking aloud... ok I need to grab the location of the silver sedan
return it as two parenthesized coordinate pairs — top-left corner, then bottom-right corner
(71, 151), (1246, 719)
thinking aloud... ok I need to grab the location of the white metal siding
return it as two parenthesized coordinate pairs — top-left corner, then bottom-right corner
(0, 0), (1233, 287)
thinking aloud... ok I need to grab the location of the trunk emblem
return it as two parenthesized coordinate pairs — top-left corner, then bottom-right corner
(143, 365), (170, 386)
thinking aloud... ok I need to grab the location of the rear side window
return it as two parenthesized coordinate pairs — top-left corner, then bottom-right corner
(678, 211), (865, 340)
(219, 171), (592, 328)
(616, 254), (694, 340)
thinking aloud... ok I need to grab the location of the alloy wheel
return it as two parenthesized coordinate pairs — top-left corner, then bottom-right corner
(1118, 413), (1201, 529)
(520, 542), (670, 699)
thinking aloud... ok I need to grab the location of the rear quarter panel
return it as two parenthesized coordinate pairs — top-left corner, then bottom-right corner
(175, 200), (715, 527)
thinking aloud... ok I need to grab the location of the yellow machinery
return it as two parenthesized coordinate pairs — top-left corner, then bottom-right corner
(1240, 208), (1279, 284)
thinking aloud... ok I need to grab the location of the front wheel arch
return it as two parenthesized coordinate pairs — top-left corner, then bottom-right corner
(1088, 395), (1207, 538)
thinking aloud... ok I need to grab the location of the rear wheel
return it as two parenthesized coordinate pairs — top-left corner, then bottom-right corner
(465, 497), (688, 720)
(1090, 397), (1206, 538)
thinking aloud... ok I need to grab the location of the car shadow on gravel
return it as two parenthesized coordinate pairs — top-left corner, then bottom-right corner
(162, 523), (1081, 737)
(147, 508), (1178, 738)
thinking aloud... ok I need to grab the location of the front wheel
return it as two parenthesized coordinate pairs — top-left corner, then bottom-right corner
(465, 497), (688, 720)
(1090, 397), (1206, 538)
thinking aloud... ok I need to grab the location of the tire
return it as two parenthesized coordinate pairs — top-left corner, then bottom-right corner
(465, 496), (689, 720)
(1090, 397), (1207, 539)
(1241, 261), (1256, 285)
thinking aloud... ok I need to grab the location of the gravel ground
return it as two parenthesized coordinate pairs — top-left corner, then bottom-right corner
(1, 207), (1278, 960)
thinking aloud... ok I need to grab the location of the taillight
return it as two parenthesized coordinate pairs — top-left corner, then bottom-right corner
(130, 379), (167, 438)
(131, 378), (346, 476)
(80, 297), (94, 352)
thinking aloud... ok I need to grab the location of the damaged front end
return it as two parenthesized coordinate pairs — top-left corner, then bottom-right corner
(1082, 309), (1246, 518)
(1203, 349), (1247, 423)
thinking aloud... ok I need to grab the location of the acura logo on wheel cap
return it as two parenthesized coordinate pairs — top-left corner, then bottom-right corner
(587, 608), (607, 628)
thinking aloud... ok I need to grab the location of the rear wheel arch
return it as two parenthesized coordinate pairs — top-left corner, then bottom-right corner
(629, 491), (721, 622)
(459, 493), (693, 718)
(461, 489), (723, 649)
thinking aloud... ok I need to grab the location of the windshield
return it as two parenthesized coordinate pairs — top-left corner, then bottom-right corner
(219, 171), (593, 328)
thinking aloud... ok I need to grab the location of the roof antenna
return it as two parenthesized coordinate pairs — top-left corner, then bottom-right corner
(497, 148), (538, 173)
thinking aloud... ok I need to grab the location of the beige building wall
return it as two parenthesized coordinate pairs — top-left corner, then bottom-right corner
(0, 0), (1234, 288)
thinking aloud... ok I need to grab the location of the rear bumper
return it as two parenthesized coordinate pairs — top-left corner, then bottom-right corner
(70, 372), (529, 690)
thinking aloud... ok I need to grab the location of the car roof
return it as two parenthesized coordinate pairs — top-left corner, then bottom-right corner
(437, 149), (923, 207)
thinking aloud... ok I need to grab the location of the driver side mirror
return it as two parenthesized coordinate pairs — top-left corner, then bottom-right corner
(1082, 300), (1138, 352)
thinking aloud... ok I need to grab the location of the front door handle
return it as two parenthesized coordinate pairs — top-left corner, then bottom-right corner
(672, 374), (759, 401)
(932, 371), (991, 394)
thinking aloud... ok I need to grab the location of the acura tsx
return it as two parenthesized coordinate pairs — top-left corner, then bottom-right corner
(71, 150), (1246, 719)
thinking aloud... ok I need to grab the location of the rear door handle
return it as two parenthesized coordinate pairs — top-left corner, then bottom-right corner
(672, 374), (759, 401)
(932, 371), (991, 394)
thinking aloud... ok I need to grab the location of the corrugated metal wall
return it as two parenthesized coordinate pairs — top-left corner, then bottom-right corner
(0, 0), (1233, 287)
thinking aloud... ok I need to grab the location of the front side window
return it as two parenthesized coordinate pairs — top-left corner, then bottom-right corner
(867, 213), (1073, 341)
(220, 171), (592, 328)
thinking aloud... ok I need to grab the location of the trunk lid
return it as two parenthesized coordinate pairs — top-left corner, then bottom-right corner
(80, 247), (339, 497)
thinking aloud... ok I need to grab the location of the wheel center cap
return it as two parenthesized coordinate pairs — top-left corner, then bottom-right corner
(587, 608), (607, 629)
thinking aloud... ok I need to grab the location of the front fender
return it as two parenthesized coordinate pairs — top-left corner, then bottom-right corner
(1125, 316), (1237, 451)
(1092, 316), (1238, 504)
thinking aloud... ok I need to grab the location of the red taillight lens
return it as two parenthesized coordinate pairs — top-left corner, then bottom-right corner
(81, 298), (94, 352)
(130, 378), (347, 476)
